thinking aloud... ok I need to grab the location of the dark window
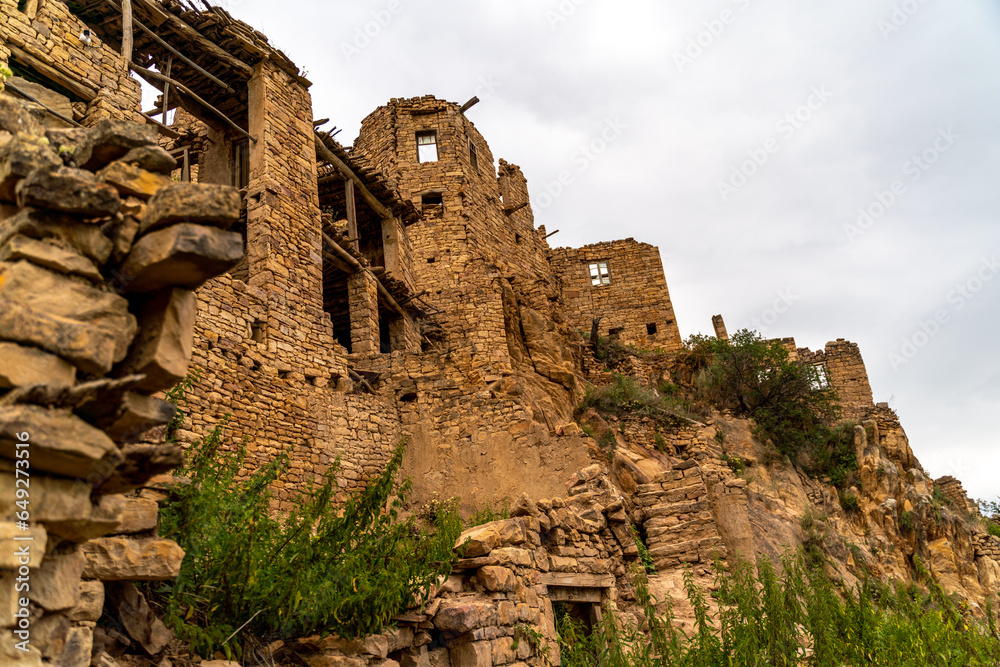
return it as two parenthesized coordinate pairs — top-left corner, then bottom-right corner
(233, 140), (250, 189)
(469, 139), (479, 171)
(421, 192), (443, 214)
(589, 261), (611, 286)
(416, 130), (438, 162)
(646, 323), (657, 336)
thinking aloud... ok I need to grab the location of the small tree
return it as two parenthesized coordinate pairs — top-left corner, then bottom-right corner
(695, 330), (846, 464)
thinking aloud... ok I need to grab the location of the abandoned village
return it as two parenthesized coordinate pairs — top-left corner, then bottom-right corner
(0, 0), (998, 665)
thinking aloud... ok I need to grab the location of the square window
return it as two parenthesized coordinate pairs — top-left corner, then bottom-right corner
(416, 130), (438, 162)
(812, 364), (830, 389)
(469, 139), (479, 172)
(646, 323), (657, 336)
(589, 261), (611, 286)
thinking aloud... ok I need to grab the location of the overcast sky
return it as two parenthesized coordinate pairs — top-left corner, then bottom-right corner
(190, 0), (999, 502)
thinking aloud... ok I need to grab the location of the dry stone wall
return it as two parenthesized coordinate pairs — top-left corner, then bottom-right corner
(0, 0), (142, 126)
(0, 98), (240, 666)
(549, 239), (683, 351)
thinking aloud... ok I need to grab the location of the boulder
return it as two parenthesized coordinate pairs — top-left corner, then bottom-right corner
(119, 222), (243, 292)
(95, 443), (185, 495)
(0, 473), (91, 524)
(141, 181), (241, 234)
(0, 96), (44, 136)
(0, 135), (61, 202)
(15, 165), (121, 216)
(55, 626), (93, 667)
(0, 405), (122, 481)
(0, 340), (76, 388)
(73, 119), (157, 171)
(0, 207), (113, 264)
(118, 287), (197, 393)
(81, 536), (184, 581)
(47, 493), (124, 543)
(112, 497), (160, 534)
(455, 523), (501, 557)
(520, 306), (578, 392)
(449, 641), (493, 667)
(119, 145), (177, 174)
(98, 161), (172, 200)
(105, 582), (173, 655)
(433, 602), (495, 632)
(103, 202), (142, 263)
(0, 234), (102, 281)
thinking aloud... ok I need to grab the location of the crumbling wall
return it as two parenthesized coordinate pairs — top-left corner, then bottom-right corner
(0, 0), (142, 126)
(549, 239), (683, 351)
(799, 339), (874, 421)
(0, 99), (239, 665)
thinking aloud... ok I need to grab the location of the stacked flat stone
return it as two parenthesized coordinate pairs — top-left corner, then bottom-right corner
(0, 97), (242, 667)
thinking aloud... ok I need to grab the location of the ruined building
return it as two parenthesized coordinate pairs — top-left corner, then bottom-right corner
(2, 1), (999, 666)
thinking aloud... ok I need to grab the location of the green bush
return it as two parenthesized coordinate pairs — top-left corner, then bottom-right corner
(899, 510), (917, 533)
(556, 555), (1000, 667)
(840, 491), (860, 513)
(155, 378), (462, 660)
(578, 374), (700, 428)
(694, 329), (857, 485)
(987, 522), (1000, 539)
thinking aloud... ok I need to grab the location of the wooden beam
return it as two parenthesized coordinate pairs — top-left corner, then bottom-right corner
(129, 64), (255, 142)
(139, 111), (181, 139)
(543, 229), (560, 239)
(161, 55), (172, 125)
(345, 181), (359, 252)
(540, 572), (614, 588)
(6, 45), (98, 102)
(121, 0), (134, 69)
(320, 230), (414, 324)
(313, 135), (394, 221)
(137, 0), (254, 77)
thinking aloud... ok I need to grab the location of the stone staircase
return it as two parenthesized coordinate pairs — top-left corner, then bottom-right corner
(634, 463), (727, 570)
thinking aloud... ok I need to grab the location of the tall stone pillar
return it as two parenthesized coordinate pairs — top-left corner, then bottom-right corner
(348, 270), (380, 355)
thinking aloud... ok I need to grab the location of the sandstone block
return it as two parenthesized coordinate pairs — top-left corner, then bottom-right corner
(112, 497), (160, 534)
(119, 146), (177, 174)
(0, 405), (123, 481)
(98, 161), (171, 200)
(0, 522), (47, 567)
(0, 473), (91, 524)
(81, 536), (184, 580)
(0, 234), (102, 281)
(68, 580), (105, 622)
(0, 96), (44, 136)
(0, 571), (20, 627)
(0, 208), (113, 264)
(106, 581), (173, 655)
(477, 566), (517, 592)
(74, 119), (157, 171)
(102, 392), (176, 442)
(33, 549), (84, 611)
(456, 523), (501, 557)
(55, 625), (93, 667)
(0, 136), (61, 202)
(450, 641), (493, 667)
(0, 340), (76, 388)
(102, 209), (141, 264)
(141, 181), (241, 234)
(0, 632), (43, 666)
(119, 287), (196, 393)
(49, 493), (125, 543)
(434, 602), (495, 633)
(15, 166), (121, 216)
(119, 223), (243, 292)
(0, 260), (137, 366)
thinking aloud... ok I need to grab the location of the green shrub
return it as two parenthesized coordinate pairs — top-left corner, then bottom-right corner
(155, 378), (462, 660)
(899, 510), (917, 533)
(987, 522), (1000, 539)
(577, 374), (699, 428)
(468, 501), (510, 527)
(840, 491), (860, 513)
(555, 555), (1000, 667)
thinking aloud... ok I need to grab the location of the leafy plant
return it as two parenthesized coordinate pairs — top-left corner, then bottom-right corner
(631, 524), (656, 574)
(0, 63), (11, 93)
(155, 375), (462, 659)
(468, 501), (511, 527)
(899, 510), (917, 534)
(986, 522), (1000, 539)
(577, 374), (700, 428)
(840, 491), (860, 513)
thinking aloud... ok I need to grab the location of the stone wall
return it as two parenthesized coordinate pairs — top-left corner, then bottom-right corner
(0, 0), (142, 126)
(549, 239), (683, 351)
(934, 475), (978, 516)
(0, 99), (239, 666)
(798, 339), (874, 421)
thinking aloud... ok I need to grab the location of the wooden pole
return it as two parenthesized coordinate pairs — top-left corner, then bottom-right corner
(121, 0), (134, 68)
(313, 135), (394, 220)
(129, 63), (255, 143)
(4, 82), (84, 128)
(161, 55), (172, 126)
(345, 181), (359, 252)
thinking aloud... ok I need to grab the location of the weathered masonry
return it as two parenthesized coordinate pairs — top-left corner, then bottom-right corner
(550, 239), (683, 350)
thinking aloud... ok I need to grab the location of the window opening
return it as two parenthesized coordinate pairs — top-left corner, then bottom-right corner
(416, 130), (438, 162)
(812, 364), (830, 389)
(646, 323), (658, 336)
(469, 139), (479, 171)
(589, 261), (611, 286)
(421, 192), (443, 215)
(233, 139), (250, 190)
